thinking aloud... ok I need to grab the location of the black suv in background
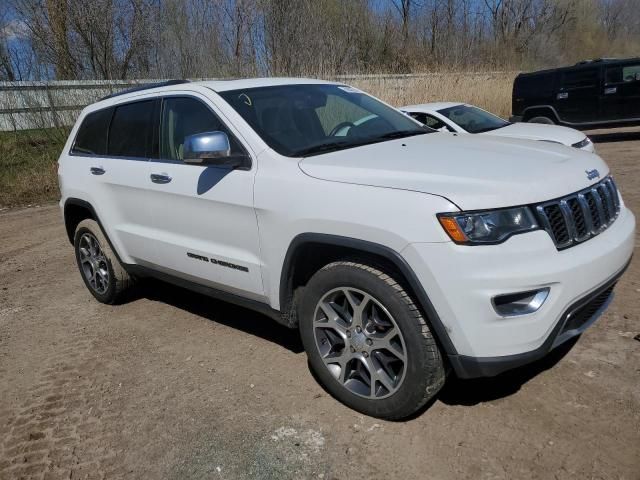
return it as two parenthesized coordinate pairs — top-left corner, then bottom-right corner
(511, 58), (640, 129)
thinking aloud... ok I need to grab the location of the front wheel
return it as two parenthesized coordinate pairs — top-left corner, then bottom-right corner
(299, 261), (446, 420)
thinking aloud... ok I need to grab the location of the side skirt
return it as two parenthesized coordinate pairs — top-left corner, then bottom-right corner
(125, 264), (287, 326)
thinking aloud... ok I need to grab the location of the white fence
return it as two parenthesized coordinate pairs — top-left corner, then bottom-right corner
(0, 72), (516, 131)
(0, 80), (162, 131)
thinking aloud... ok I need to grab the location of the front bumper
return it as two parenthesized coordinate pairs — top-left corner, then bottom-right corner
(448, 261), (627, 377)
(402, 206), (635, 378)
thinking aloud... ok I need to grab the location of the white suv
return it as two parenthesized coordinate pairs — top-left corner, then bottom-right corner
(58, 78), (635, 419)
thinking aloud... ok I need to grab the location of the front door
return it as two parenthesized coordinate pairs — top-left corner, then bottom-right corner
(145, 94), (264, 301)
(602, 62), (640, 121)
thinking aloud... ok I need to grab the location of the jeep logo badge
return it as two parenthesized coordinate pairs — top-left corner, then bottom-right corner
(585, 169), (600, 180)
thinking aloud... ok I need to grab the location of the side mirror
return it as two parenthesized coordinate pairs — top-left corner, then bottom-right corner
(183, 131), (243, 168)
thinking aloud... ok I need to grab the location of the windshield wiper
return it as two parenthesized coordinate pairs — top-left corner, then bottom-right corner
(295, 129), (429, 157)
(473, 123), (511, 134)
(294, 141), (355, 157)
(374, 129), (430, 140)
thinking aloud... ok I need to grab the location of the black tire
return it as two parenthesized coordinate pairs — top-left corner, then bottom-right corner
(73, 219), (135, 304)
(527, 115), (555, 125)
(299, 261), (446, 420)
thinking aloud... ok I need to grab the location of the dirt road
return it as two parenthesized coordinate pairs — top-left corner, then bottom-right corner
(1, 130), (639, 480)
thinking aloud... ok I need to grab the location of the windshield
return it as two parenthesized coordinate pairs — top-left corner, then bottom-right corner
(219, 84), (429, 157)
(437, 105), (510, 133)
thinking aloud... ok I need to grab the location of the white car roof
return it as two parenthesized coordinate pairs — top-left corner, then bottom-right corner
(196, 77), (342, 92)
(88, 77), (344, 110)
(401, 102), (463, 112)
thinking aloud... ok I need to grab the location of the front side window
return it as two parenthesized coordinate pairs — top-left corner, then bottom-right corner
(219, 84), (429, 157)
(160, 97), (244, 161)
(623, 64), (640, 82)
(408, 112), (451, 131)
(437, 105), (510, 134)
(606, 64), (640, 84)
(108, 100), (155, 158)
(71, 107), (113, 155)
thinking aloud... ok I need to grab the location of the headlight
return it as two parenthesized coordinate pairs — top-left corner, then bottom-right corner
(437, 207), (539, 244)
(572, 137), (592, 149)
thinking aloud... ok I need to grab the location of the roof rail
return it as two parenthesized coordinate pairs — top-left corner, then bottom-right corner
(574, 58), (618, 66)
(100, 79), (190, 101)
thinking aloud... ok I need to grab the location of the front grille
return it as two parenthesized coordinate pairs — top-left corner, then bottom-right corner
(561, 284), (615, 334)
(535, 177), (620, 249)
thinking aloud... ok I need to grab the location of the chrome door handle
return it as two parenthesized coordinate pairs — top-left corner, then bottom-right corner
(150, 173), (172, 184)
(90, 166), (105, 175)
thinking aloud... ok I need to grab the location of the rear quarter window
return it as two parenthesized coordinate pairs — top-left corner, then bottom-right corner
(71, 108), (113, 155)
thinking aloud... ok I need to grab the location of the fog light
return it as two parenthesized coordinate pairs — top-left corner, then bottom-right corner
(492, 288), (549, 317)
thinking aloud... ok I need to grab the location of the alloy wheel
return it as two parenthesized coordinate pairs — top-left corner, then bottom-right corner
(78, 232), (110, 295)
(313, 287), (407, 399)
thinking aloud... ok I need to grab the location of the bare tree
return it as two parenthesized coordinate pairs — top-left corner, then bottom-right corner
(4, 0), (640, 80)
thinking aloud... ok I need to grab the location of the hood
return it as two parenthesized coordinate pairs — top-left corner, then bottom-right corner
(483, 122), (586, 146)
(298, 133), (609, 211)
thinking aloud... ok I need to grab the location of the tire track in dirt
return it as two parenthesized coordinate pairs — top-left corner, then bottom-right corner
(0, 326), (125, 480)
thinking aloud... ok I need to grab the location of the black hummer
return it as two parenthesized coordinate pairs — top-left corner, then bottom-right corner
(510, 58), (640, 129)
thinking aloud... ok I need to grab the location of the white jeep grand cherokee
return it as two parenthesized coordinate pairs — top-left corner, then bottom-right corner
(59, 78), (635, 419)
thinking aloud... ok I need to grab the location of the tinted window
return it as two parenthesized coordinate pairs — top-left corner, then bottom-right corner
(219, 84), (428, 157)
(71, 108), (113, 155)
(608, 64), (640, 84)
(514, 73), (555, 97)
(160, 97), (244, 161)
(107, 100), (155, 158)
(561, 69), (598, 89)
(623, 64), (640, 82)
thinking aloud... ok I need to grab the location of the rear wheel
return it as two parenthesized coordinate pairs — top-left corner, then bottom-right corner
(74, 219), (134, 304)
(299, 261), (446, 420)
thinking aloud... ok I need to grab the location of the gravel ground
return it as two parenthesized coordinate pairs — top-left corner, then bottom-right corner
(1, 129), (639, 480)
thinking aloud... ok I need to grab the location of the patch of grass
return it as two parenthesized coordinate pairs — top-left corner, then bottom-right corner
(0, 129), (66, 208)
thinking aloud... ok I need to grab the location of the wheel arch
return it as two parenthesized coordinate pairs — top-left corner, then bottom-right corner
(63, 198), (96, 244)
(279, 233), (457, 355)
(63, 198), (125, 265)
(522, 105), (560, 123)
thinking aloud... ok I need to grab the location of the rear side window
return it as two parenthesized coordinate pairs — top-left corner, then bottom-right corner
(107, 100), (155, 158)
(71, 108), (113, 155)
(561, 69), (598, 90)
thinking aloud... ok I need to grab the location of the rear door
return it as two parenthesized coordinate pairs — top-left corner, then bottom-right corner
(69, 99), (158, 264)
(602, 62), (640, 121)
(144, 94), (264, 301)
(556, 67), (600, 124)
